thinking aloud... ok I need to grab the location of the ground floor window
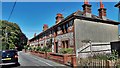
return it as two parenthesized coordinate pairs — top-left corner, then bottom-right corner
(62, 40), (69, 48)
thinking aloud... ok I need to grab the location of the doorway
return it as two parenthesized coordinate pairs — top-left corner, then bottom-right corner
(55, 42), (58, 53)
(111, 41), (120, 57)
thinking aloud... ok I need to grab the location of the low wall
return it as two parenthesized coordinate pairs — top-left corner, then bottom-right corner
(29, 51), (76, 67)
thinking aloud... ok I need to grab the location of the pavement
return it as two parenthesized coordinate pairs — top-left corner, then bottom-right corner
(1, 51), (71, 68)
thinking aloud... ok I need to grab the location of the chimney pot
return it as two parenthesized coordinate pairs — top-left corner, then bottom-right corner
(98, 0), (107, 20)
(43, 24), (48, 31)
(82, 0), (92, 17)
(55, 13), (64, 24)
(84, 0), (89, 5)
(34, 33), (36, 37)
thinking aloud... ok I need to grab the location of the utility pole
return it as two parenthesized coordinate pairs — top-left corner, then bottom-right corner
(5, 27), (8, 50)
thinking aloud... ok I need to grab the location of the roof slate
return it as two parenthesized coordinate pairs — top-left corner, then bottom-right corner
(29, 10), (120, 41)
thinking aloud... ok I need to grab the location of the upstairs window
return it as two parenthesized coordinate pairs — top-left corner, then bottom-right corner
(69, 20), (73, 26)
(55, 29), (57, 36)
(65, 23), (68, 33)
(58, 26), (61, 31)
(62, 25), (65, 33)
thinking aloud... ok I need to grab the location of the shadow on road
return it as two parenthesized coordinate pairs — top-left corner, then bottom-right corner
(1, 62), (20, 68)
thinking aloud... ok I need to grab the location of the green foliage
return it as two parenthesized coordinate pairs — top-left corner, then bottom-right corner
(59, 48), (73, 54)
(117, 64), (120, 68)
(32, 47), (36, 51)
(108, 50), (119, 60)
(24, 45), (28, 49)
(47, 49), (52, 52)
(28, 45), (52, 52)
(0, 20), (28, 50)
(92, 53), (108, 60)
(28, 46), (32, 51)
(36, 46), (41, 51)
(41, 46), (47, 52)
(92, 50), (119, 60)
(41, 46), (51, 52)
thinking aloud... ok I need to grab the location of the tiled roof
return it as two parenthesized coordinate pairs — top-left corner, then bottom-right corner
(29, 10), (120, 41)
(73, 10), (119, 24)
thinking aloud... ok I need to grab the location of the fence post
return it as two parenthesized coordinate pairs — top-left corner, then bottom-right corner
(44, 52), (47, 58)
(106, 60), (113, 68)
(71, 56), (77, 68)
(63, 55), (67, 64)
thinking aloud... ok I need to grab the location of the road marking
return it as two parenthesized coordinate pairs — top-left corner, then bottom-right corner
(19, 52), (41, 66)
(30, 56), (53, 66)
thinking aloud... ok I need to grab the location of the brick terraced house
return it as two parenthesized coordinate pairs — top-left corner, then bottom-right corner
(29, 1), (120, 58)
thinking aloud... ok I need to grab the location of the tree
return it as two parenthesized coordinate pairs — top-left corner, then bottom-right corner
(0, 20), (28, 50)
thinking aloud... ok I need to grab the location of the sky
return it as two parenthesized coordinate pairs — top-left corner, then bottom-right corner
(1, 2), (120, 39)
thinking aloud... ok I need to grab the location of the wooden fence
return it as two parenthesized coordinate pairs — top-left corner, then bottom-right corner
(77, 58), (120, 68)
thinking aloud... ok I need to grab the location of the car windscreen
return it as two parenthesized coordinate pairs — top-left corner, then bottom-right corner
(2, 51), (17, 58)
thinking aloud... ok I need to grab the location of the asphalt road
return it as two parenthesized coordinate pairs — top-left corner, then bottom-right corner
(1, 51), (69, 68)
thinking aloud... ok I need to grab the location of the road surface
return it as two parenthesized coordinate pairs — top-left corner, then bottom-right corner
(2, 51), (69, 68)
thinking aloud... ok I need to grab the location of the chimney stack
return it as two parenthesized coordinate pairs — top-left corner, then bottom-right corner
(55, 13), (64, 24)
(34, 33), (36, 37)
(82, 0), (92, 17)
(98, 0), (107, 20)
(43, 24), (48, 31)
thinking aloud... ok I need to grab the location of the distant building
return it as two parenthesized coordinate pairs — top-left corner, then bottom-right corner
(29, 1), (120, 58)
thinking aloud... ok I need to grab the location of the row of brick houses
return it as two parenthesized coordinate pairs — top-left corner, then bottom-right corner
(28, 1), (120, 58)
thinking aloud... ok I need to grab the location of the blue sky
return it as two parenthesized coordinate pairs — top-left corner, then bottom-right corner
(2, 2), (120, 39)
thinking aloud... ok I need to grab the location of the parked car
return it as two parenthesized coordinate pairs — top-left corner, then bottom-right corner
(1, 50), (19, 65)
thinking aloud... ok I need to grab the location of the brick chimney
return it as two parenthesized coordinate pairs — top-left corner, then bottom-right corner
(34, 33), (36, 37)
(82, 0), (92, 17)
(43, 24), (48, 31)
(98, 0), (107, 20)
(55, 13), (64, 24)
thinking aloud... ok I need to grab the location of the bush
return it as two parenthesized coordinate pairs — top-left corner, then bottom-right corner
(47, 49), (52, 52)
(24, 45), (28, 49)
(41, 46), (47, 52)
(36, 46), (41, 51)
(40, 46), (52, 52)
(107, 50), (119, 60)
(117, 64), (120, 68)
(28, 47), (32, 51)
(92, 53), (108, 60)
(59, 48), (73, 54)
(91, 50), (119, 60)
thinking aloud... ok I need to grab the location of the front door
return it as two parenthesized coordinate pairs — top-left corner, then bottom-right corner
(55, 42), (58, 53)
(111, 41), (120, 57)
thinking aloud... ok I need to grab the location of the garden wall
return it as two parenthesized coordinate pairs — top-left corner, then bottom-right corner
(29, 50), (76, 67)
